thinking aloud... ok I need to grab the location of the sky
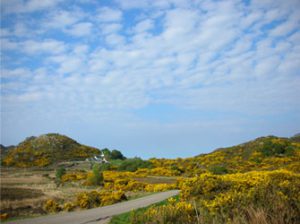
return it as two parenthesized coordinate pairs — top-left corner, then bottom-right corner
(1, 0), (300, 158)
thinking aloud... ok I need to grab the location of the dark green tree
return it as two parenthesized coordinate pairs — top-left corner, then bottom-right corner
(111, 149), (126, 160)
(101, 148), (111, 159)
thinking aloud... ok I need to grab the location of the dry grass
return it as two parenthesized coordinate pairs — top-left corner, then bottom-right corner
(0, 167), (100, 218)
(246, 207), (269, 224)
(1, 187), (45, 200)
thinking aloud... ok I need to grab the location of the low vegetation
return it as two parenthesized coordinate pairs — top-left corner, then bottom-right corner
(110, 135), (300, 224)
(44, 190), (127, 212)
(84, 164), (104, 186)
(1, 133), (300, 223)
(109, 196), (180, 224)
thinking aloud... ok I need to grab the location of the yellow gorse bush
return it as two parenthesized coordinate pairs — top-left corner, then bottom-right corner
(43, 190), (127, 214)
(44, 199), (61, 213)
(101, 170), (177, 192)
(144, 183), (177, 192)
(63, 202), (76, 212)
(178, 169), (300, 223)
(130, 199), (198, 224)
(132, 169), (300, 224)
(76, 190), (127, 209)
(61, 172), (87, 182)
(135, 167), (180, 176)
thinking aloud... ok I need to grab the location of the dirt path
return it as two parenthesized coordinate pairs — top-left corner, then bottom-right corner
(7, 190), (179, 224)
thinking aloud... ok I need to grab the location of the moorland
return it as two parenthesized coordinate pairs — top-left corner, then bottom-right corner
(1, 133), (299, 224)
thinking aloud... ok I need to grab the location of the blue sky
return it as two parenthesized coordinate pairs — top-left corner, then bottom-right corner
(1, 0), (300, 158)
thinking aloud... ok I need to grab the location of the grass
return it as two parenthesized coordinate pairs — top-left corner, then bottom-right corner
(109, 195), (179, 224)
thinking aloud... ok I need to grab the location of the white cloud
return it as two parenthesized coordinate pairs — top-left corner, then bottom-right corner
(1, 38), (18, 51)
(97, 7), (122, 22)
(0, 28), (11, 38)
(114, 0), (150, 10)
(0, 23), (31, 38)
(45, 10), (81, 28)
(1, 0), (300, 148)
(73, 45), (89, 55)
(47, 55), (84, 75)
(65, 22), (93, 37)
(133, 19), (154, 33)
(105, 34), (125, 46)
(1, 68), (31, 79)
(21, 39), (67, 55)
(254, 56), (281, 77)
(2, 0), (63, 14)
(101, 23), (122, 35)
(269, 19), (298, 37)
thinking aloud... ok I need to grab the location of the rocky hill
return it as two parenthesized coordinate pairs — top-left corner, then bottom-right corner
(2, 133), (100, 167)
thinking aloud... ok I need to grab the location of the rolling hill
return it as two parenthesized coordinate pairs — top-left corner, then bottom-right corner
(150, 135), (300, 175)
(2, 133), (100, 167)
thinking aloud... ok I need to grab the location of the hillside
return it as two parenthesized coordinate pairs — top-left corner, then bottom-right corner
(125, 135), (300, 224)
(2, 133), (100, 167)
(290, 133), (300, 143)
(150, 135), (300, 175)
(0, 144), (15, 158)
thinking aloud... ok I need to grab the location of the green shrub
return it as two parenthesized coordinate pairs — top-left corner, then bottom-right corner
(117, 157), (152, 172)
(99, 163), (114, 171)
(85, 164), (104, 186)
(260, 138), (295, 157)
(55, 166), (66, 186)
(208, 165), (228, 175)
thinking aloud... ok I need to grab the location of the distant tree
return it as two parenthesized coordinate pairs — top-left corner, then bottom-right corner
(101, 148), (126, 160)
(110, 149), (126, 160)
(101, 148), (111, 159)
